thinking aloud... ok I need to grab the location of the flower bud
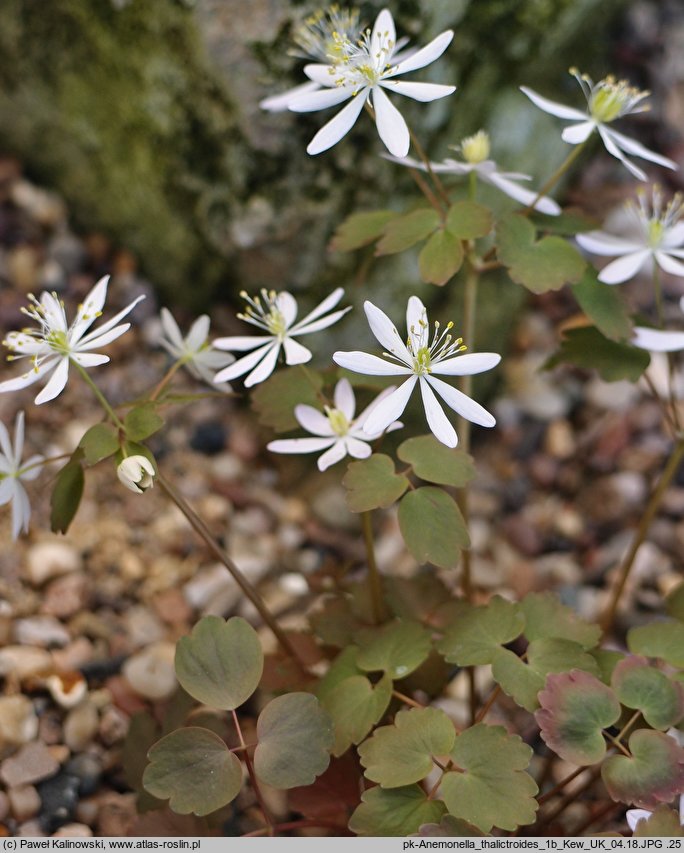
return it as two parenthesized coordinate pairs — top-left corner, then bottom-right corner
(117, 455), (155, 494)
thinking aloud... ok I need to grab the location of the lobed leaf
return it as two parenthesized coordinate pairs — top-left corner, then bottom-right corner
(397, 435), (476, 487)
(632, 805), (684, 837)
(349, 785), (446, 837)
(529, 209), (598, 236)
(398, 487), (469, 569)
(142, 727), (242, 816)
(545, 325), (650, 383)
(441, 724), (538, 832)
(418, 229), (464, 286)
(358, 707), (456, 787)
(521, 592), (600, 649)
(330, 210), (398, 252)
(254, 692), (333, 789)
(628, 620), (684, 668)
(124, 403), (164, 441)
(251, 367), (324, 432)
(496, 213), (586, 293)
(572, 268), (633, 342)
(437, 596), (524, 666)
(536, 670), (621, 765)
(342, 454), (410, 513)
(79, 423), (120, 466)
(446, 201), (493, 240)
(375, 208), (440, 255)
(356, 619), (433, 680)
(50, 453), (85, 534)
(611, 656), (684, 730)
(319, 673), (392, 757)
(174, 616), (263, 710)
(602, 729), (684, 810)
(417, 815), (486, 837)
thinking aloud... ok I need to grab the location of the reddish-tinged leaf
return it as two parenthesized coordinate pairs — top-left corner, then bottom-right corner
(602, 729), (684, 810)
(611, 656), (684, 730)
(288, 754), (361, 825)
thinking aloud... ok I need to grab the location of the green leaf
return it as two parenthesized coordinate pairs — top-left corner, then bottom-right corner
(590, 649), (625, 684)
(536, 670), (621, 765)
(437, 596), (524, 666)
(251, 367), (324, 433)
(358, 707), (456, 787)
(174, 616), (263, 710)
(601, 729), (684, 809)
(633, 804), (684, 837)
(397, 435), (476, 487)
(417, 815), (485, 837)
(356, 619), (433, 680)
(50, 454), (85, 534)
(546, 325), (650, 383)
(611, 656), (684, 730)
(446, 201), (493, 239)
(384, 574), (452, 622)
(330, 210), (398, 252)
(496, 213), (586, 293)
(521, 592), (601, 649)
(628, 620), (684, 668)
(666, 582), (684, 622)
(143, 727), (242, 816)
(122, 712), (165, 811)
(572, 267), (633, 342)
(529, 209), (598, 236)
(398, 487), (469, 569)
(254, 692), (333, 789)
(342, 454), (409, 513)
(318, 668), (392, 756)
(375, 208), (440, 255)
(349, 785), (446, 837)
(418, 228), (464, 286)
(124, 403), (164, 441)
(441, 724), (538, 832)
(79, 423), (120, 466)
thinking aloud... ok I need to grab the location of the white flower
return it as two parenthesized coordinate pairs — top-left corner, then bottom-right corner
(333, 297), (500, 448)
(267, 378), (403, 470)
(0, 411), (43, 539)
(633, 296), (684, 352)
(0, 276), (144, 405)
(577, 188), (684, 285)
(117, 455), (156, 494)
(384, 130), (561, 215)
(158, 308), (235, 388)
(521, 69), (677, 181)
(288, 8), (455, 157)
(213, 287), (350, 388)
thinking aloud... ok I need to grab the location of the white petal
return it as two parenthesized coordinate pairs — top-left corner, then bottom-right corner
(70, 352), (110, 368)
(274, 292), (297, 328)
(486, 172), (561, 215)
(386, 30), (454, 77)
(561, 121), (595, 144)
(0, 418), (13, 463)
(372, 86), (410, 158)
(213, 342), (277, 383)
(419, 377), (457, 447)
(597, 250), (651, 284)
(293, 307), (351, 336)
(334, 378), (355, 420)
(260, 81), (320, 112)
(379, 80), (456, 102)
(19, 454), (44, 482)
(295, 405), (334, 436)
(283, 337), (312, 365)
(519, 86), (589, 121)
(303, 64), (337, 87)
(244, 343), (282, 387)
(364, 301), (412, 362)
(381, 153), (430, 172)
(662, 222), (684, 248)
(333, 351), (412, 375)
(363, 375), (417, 435)
(632, 326), (684, 352)
(371, 9), (396, 66)
(288, 86), (355, 113)
(426, 375), (496, 427)
(292, 288), (345, 330)
(40, 291), (68, 333)
(69, 276), (110, 341)
(606, 128), (678, 171)
(0, 359), (58, 395)
(186, 315), (210, 352)
(2, 332), (49, 356)
(12, 410), (24, 466)
(76, 323), (133, 351)
(35, 358), (70, 405)
(345, 437), (372, 459)
(576, 232), (645, 256)
(354, 385), (398, 433)
(432, 352), (501, 376)
(306, 92), (368, 154)
(317, 440), (348, 471)
(11, 481), (30, 540)
(597, 128), (647, 181)
(213, 335), (272, 352)
(160, 307), (184, 349)
(267, 437), (335, 455)
(626, 809), (652, 833)
(76, 295), (145, 347)
(406, 295), (427, 338)
(0, 478), (14, 506)
(655, 251), (684, 277)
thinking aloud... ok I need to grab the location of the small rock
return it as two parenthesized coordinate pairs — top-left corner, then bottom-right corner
(190, 420), (226, 455)
(14, 616), (70, 648)
(9, 785), (41, 822)
(64, 702), (99, 753)
(26, 542), (81, 586)
(0, 790), (8, 821)
(545, 419), (576, 459)
(96, 792), (137, 837)
(37, 773), (79, 833)
(122, 642), (177, 701)
(0, 646), (52, 678)
(585, 377), (638, 411)
(151, 588), (191, 626)
(52, 823), (93, 838)
(98, 706), (129, 746)
(16, 819), (44, 837)
(37, 712), (62, 746)
(0, 696), (39, 747)
(183, 564), (240, 613)
(65, 754), (102, 797)
(123, 605), (165, 649)
(41, 573), (89, 619)
(45, 673), (88, 709)
(51, 638), (95, 672)
(0, 742), (59, 788)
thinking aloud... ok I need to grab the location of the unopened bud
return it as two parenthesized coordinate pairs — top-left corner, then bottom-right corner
(117, 455), (156, 494)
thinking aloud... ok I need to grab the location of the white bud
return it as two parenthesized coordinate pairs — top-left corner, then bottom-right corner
(117, 455), (156, 494)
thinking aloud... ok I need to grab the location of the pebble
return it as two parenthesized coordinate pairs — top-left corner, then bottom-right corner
(45, 672), (88, 709)
(9, 785), (41, 822)
(0, 791), (8, 821)
(64, 702), (99, 753)
(122, 641), (177, 701)
(52, 823), (93, 838)
(37, 773), (80, 833)
(123, 605), (165, 649)
(0, 696), (39, 747)
(14, 616), (70, 648)
(25, 542), (82, 586)
(96, 792), (137, 837)
(0, 742), (59, 788)
(98, 706), (129, 746)
(151, 588), (191, 626)
(41, 573), (89, 619)
(183, 564), (240, 613)
(65, 754), (102, 797)
(0, 646), (52, 678)
(544, 419), (576, 459)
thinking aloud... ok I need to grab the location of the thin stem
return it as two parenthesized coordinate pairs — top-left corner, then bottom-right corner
(525, 143), (586, 215)
(601, 437), (684, 634)
(361, 511), (388, 624)
(408, 168), (447, 217)
(74, 364), (125, 429)
(408, 126), (451, 209)
(20, 452), (71, 475)
(537, 765), (586, 805)
(537, 765), (602, 828)
(392, 689), (426, 710)
(158, 473), (306, 667)
(232, 710), (273, 836)
(150, 359), (183, 402)
(473, 684), (501, 724)
(615, 709), (641, 744)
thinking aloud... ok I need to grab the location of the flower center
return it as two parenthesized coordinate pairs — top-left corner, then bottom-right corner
(405, 313), (467, 375)
(47, 329), (70, 355)
(325, 406), (350, 436)
(631, 188), (683, 250)
(238, 289), (290, 340)
(330, 26), (395, 91)
(291, 6), (361, 62)
(570, 69), (650, 124)
(460, 130), (490, 164)
(413, 346), (432, 375)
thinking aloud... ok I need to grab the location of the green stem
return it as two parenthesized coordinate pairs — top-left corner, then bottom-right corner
(601, 438), (684, 634)
(150, 359), (183, 402)
(158, 473), (307, 667)
(361, 510), (387, 624)
(408, 127), (452, 209)
(74, 363), (125, 429)
(232, 710), (273, 836)
(525, 142), (586, 214)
